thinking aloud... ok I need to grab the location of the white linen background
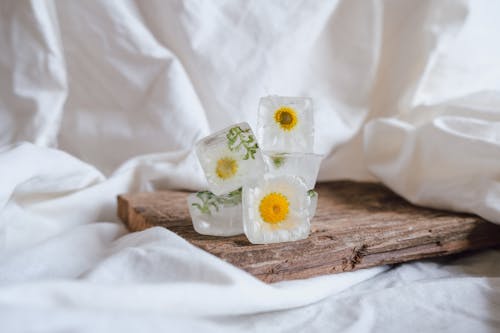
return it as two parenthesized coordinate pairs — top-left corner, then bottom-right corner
(1, 0), (499, 332)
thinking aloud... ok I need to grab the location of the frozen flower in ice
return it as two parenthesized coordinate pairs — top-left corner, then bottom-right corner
(243, 175), (311, 244)
(262, 151), (323, 189)
(274, 106), (298, 131)
(257, 96), (314, 153)
(187, 188), (243, 236)
(196, 122), (265, 195)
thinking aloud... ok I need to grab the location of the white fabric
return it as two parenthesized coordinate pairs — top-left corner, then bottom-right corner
(1, 0), (500, 332)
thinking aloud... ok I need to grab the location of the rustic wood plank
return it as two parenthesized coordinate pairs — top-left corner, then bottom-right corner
(117, 181), (500, 283)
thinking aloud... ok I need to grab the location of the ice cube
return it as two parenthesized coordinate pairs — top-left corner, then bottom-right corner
(263, 151), (323, 189)
(187, 188), (243, 236)
(242, 174), (310, 244)
(257, 95), (314, 153)
(195, 122), (265, 195)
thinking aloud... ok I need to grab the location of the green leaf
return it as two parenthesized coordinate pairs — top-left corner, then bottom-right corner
(191, 188), (242, 215)
(307, 190), (317, 197)
(271, 154), (286, 168)
(226, 126), (259, 160)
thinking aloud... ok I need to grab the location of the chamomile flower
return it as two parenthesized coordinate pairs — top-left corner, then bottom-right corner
(274, 106), (298, 131)
(243, 175), (311, 244)
(257, 96), (314, 153)
(195, 122), (265, 195)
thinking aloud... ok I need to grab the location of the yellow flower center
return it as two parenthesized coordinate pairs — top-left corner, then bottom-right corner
(274, 106), (298, 131)
(215, 157), (238, 180)
(259, 192), (289, 224)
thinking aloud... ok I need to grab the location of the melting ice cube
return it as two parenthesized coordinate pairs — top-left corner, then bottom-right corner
(257, 96), (314, 153)
(187, 188), (243, 236)
(195, 122), (265, 195)
(263, 151), (323, 189)
(242, 174), (310, 244)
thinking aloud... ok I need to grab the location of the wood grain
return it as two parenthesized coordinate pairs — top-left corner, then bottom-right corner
(117, 181), (500, 283)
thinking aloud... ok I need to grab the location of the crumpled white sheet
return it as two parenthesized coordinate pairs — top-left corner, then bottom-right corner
(1, 0), (499, 332)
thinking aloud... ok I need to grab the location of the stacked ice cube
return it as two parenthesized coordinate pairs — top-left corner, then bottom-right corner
(188, 95), (322, 244)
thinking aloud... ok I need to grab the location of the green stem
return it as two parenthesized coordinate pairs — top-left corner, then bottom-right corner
(191, 188), (242, 215)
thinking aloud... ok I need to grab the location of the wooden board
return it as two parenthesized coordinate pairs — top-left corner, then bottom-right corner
(117, 181), (500, 283)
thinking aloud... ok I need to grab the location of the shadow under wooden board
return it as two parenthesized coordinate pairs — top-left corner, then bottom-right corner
(117, 181), (500, 283)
